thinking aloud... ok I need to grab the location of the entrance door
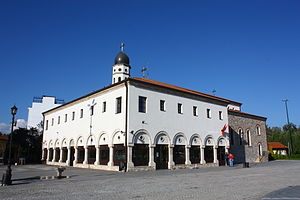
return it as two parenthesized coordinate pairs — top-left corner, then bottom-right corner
(154, 145), (168, 169)
(217, 146), (226, 166)
(70, 147), (75, 166)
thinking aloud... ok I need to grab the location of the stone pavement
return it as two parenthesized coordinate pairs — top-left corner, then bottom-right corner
(0, 160), (299, 200)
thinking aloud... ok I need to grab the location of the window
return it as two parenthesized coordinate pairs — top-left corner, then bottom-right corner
(256, 125), (261, 135)
(160, 100), (165, 111)
(116, 97), (122, 114)
(72, 112), (75, 120)
(219, 111), (223, 120)
(258, 143), (262, 157)
(207, 109), (211, 118)
(178, 103), (183, 114)
(45, 120), (48, 130)
(138, 96), (147, 113)
(80, 109), (83, 118)
(102, 101), (106, 113)
(193, 106), (198, 116)
(118, 77), (121, 82)
(113, 78), (115, 83)
(246, 129), (251, 146)
(65, 114), (67, 122)
(238, 128), (243, 145)
(51, 118), (54, 126)
(90, 106), (94, 116)
(58, 116), (60, 124)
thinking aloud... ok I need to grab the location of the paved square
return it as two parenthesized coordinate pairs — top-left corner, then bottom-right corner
(1, 160), (300, 200)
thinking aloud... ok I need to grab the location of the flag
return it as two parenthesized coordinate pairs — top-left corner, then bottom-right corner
(221, 124), (227, 135)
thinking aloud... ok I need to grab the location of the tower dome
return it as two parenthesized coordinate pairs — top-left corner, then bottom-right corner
(114, 52), (130, 65)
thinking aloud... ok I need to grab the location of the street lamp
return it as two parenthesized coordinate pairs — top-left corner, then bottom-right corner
(1, 105), (17, 186)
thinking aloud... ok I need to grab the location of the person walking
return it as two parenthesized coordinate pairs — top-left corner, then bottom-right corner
(228, 153), (234, 167)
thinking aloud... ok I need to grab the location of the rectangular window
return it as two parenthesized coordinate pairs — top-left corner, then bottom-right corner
(160, 100), (165, 111)
(116, 97), (122, 114)
(72, 111), (75, 120)
(138, 96), (147, 113)
(90, 106), (94, 116)
(193, 106), (198, 116)
(45, 120), (48, 130)
(178, 103), (183, 114)
(80, 109), (83, 118)
(58, 116), (60, 124)
(207, 109), (211, 118)
(65, 114), (67, 122)
(51, 118), (54, 126)
(102, 101), (106, 113)
(219, 111), (223, 120)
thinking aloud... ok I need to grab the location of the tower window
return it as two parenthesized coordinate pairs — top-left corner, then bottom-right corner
(113, 78), (115, 83)
(118, 68), (121, 71)
(118, 77), (121, 82)
(125, 68), (127, 72)
(116, 97), (122, 114)
(138, 96), (147, 113)
(160, 100), (165, 111)
(193, 106), (198, 116)
(102, 101), (106, 113)
(207, 109), (211, 118)
(178, 103), (183, 114)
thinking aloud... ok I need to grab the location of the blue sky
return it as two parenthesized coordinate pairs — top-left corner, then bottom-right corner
(0, 0), (299, 132)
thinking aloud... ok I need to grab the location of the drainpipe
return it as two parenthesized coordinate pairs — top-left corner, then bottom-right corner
(125, 80), (129, 172)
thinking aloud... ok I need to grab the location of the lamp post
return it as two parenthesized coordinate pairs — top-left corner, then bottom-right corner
(2, 105), (17, 186)
(282, 99), (293, 155)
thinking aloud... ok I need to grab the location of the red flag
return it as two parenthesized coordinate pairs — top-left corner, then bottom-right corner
(221, 124), (227, 135)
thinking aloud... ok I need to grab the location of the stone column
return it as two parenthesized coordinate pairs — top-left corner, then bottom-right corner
(148, 145), (156, 168)
(94, 146), (100, 165)
(83, 146), (88, 164)
(53, 148), (56, 162)
(127, 144), (134, 169)
(200, 145), (205, 164)
(73, 147), (78, 165)
(66, 147), (71, 166)
(168, 144), (175, 169)
(59, 147), (63, 163)
(108, 144), (114, 166)
(213, 145), (218, 164)
(185, 145), (191, 165)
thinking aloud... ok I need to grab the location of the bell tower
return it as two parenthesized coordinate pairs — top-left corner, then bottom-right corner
(112, 43), (131, 84)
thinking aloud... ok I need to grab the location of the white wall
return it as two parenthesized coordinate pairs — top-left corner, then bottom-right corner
(43, 85), (126, 149)
(128, 84), (229, 146)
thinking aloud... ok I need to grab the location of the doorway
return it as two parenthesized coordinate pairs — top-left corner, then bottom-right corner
(217, 146), (226, 166)
(154, 145), (168, 169)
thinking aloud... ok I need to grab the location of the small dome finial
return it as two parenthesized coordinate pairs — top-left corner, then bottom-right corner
(120, 43), (125, 52)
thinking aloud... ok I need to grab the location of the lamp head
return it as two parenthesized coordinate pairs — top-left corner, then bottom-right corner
(11, 105), (17, 115)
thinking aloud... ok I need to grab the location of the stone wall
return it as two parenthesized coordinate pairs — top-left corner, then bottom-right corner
(228, 110), (268, 163)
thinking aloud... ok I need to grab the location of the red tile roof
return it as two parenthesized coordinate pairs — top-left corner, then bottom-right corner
(130, 77), (242, 105)
(268, 142), (288, 149)
(0, 135), (9, 140)
(228, 109), (267, 120)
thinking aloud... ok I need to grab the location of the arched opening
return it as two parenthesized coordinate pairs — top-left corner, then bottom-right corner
(118, 77), (121, 82)
(98, 134), (109, 165)
(49, 148), (53, 161)
(133, 132), (149, 166)
(173, 134), (186, 165)
(190, 136), (201, 164)
(112, 132), (125, 166)
(154, 133), (169, 169)
(62, 147), (67, 162)
(54, 147), (60, 162)
(258, 143), (262, 157)
(204, 137), (214, 163)
(217, 138), (226, 166)
(88, 146), (96, 164)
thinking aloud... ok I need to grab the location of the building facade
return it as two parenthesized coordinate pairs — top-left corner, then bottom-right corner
(42, 48), (268, 171)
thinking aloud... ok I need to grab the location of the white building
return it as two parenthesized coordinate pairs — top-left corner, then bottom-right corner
(42, 47), (267, 171)
(27, 96), (64, 130)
